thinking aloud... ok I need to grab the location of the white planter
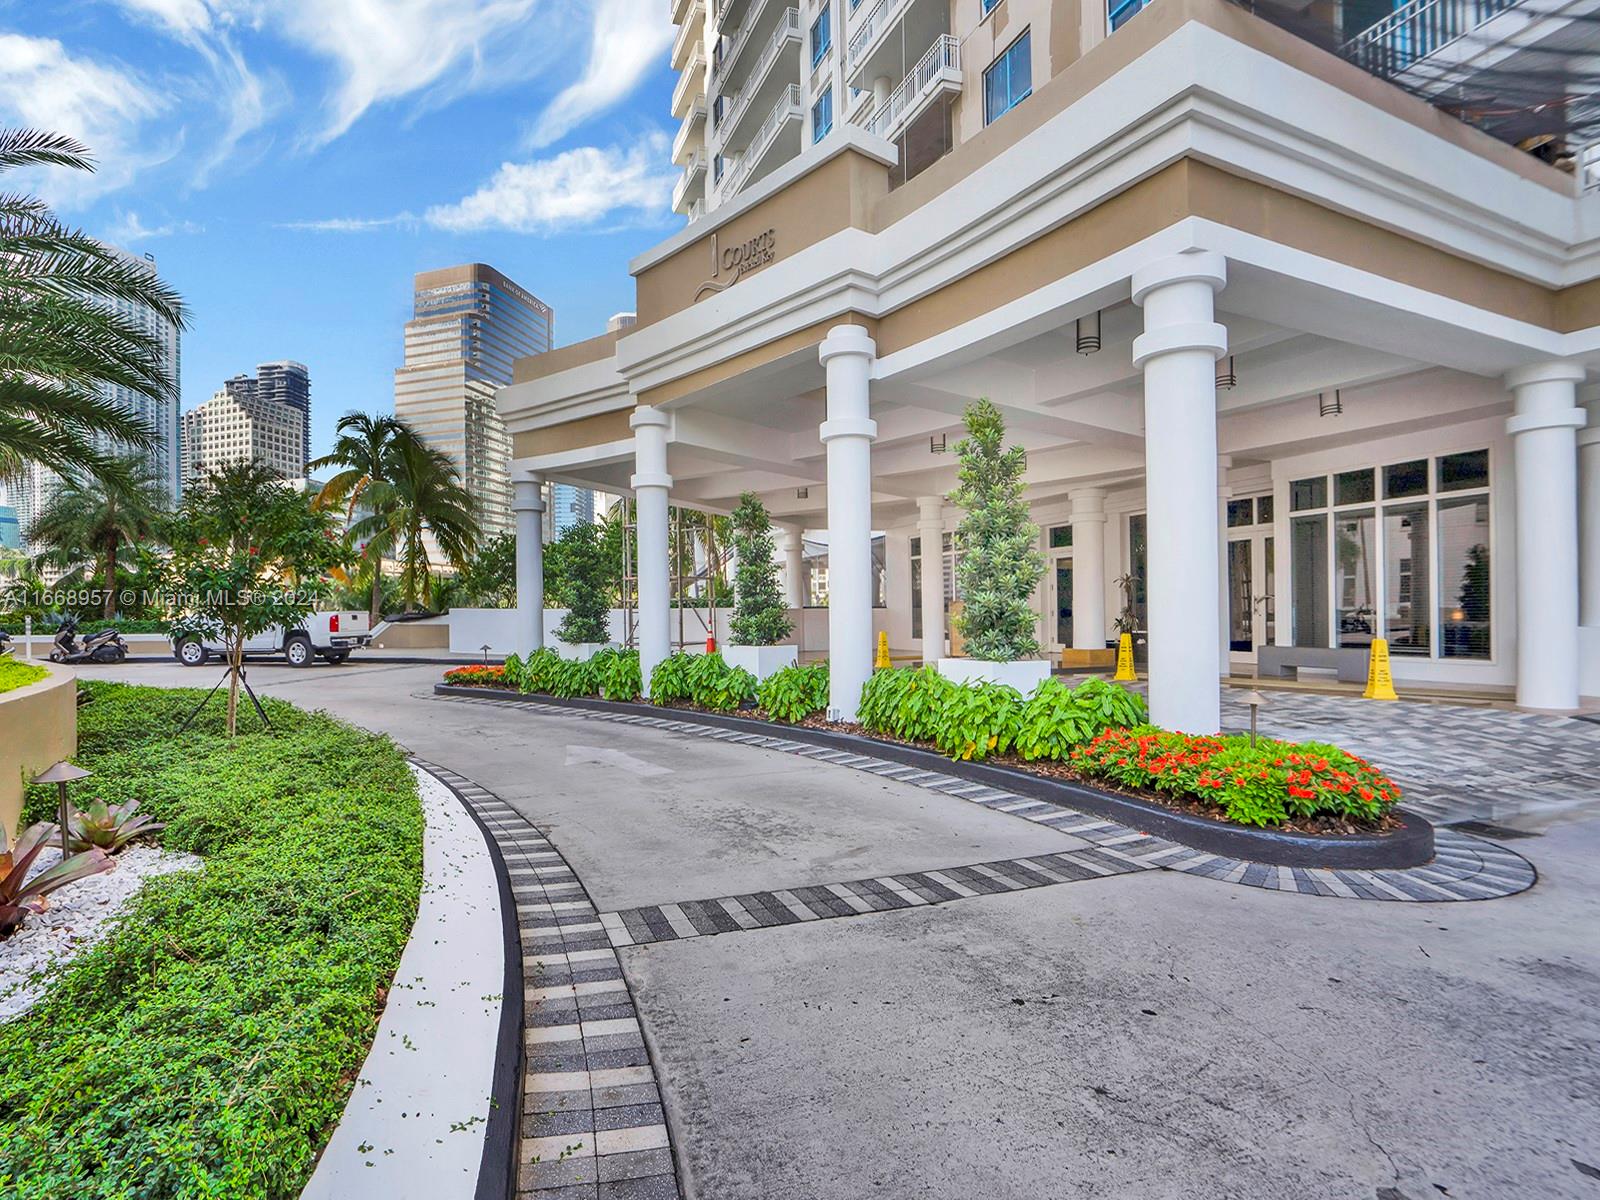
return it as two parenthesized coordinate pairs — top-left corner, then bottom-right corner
(722, 644), (798, 680)
(554, 641), (618, 662)
(937, 657), (1052, 694)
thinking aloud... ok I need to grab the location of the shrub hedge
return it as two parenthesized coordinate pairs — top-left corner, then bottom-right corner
(0, 681), (423, 1200)
(756, 662), (829, 723)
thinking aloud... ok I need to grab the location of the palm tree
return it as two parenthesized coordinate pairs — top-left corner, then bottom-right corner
(0, 130), (188, 489)
(27, 461), (169, 618)
(326, 415), (479, 614)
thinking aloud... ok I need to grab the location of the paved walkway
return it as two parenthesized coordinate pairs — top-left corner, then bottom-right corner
(94, 663), (1600, 1200)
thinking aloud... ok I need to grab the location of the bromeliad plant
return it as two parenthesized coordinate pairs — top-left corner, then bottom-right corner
(66, 798), (163, 853)
(0, 822), (113, 937)
(757, 662), (829, 723)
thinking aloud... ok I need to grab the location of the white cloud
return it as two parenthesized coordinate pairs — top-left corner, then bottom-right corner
(526, 0), (673, 149)
(423, 134), (675, 234)
(278, 214), (416, 233)
(103, 210), (205, 243)
(0, 34), (173, 207)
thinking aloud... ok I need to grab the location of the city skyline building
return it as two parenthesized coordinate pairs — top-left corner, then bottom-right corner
(180, 385), (305, 486)
(550, 484), (595, 537)
(393, 263), (552, 542)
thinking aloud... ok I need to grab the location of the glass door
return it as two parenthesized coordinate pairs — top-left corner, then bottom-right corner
(1227, 539), (1253, 652)
(1054, 560), (1073, 649)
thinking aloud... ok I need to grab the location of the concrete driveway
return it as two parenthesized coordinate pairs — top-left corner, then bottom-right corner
(94, 660), (1600, 1199)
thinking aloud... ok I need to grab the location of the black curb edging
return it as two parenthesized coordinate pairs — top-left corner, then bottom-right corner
(434, 684), (1436, 870)
(414, 762), (524, 1200)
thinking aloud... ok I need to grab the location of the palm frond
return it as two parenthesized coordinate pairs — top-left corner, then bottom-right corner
(0, 130), (92, 174)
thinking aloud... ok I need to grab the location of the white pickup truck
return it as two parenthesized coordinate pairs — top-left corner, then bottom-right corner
(172, 612), (373, 668)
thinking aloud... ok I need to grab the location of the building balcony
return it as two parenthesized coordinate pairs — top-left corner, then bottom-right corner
(671, 0), (705, 70)
(717, 8), (800, 150)
(674, 95), (707, 164)
(710, 0), (781, 97)
(864, 34), (959, 143)
(846, 0), (944, 89)
(672, 43), (707, 118)
(720, 84), (802, 201)
(1340, 0), (1525, 80)
(672, 150), (708, 214)
(671, 0), (696, 27)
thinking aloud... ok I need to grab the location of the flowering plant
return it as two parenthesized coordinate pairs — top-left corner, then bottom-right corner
(443, 664), (508, 687)
(1070, 726), (1400, 827)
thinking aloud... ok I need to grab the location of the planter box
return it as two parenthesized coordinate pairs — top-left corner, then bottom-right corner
(722, 644), (798, 680)
(554, 641), (618, 662)
(937, 657), (1052, 693)
(1059, 647), (1117, 669)
(0, 661), (77, 841)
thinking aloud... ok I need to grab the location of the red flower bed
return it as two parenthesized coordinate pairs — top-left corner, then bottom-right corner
(442, 664), (508, 688)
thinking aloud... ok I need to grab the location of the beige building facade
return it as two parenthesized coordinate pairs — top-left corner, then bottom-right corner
(502, 0), (1600, 728)
(181, 387), (305, 486)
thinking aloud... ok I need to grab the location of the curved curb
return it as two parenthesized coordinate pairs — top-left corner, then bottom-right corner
(434, 684), (1434, 870)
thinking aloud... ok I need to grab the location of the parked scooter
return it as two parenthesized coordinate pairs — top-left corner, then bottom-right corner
(49, 616), (128, 664)
(0, 629), (11, 656)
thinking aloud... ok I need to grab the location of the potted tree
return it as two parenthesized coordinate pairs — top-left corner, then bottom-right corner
(552, 520), (616, 660)
(723, 492), (796, 680)
(938, 399), (1049, 692)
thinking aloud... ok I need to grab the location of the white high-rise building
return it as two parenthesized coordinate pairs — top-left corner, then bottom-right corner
(180, 387), (305, 486)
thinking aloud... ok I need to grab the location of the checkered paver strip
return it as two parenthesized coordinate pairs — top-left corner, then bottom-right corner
(437, 694), (1538, 912)
(411, 759), (682, 1200)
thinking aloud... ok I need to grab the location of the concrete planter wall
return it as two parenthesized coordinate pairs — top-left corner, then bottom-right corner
(554, 641), (619, 662)
(937, 658), (1052, 693)
(0, 660), (77, 841)
(722, 644), (798, 680)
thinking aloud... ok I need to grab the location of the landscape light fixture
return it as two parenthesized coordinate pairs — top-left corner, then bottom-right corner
(30, 761), (91, 858)
(480, 643), (493, 664)
(1215, 355), (1237, 390)
(1075, 310), (1102, 355)
(930, 434), (948, 453)
(1319, 389), (1343, 418)
(1241, 691), (1267, 748)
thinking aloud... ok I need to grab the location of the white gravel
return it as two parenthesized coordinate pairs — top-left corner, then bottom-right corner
(0, 842), (203, 1022)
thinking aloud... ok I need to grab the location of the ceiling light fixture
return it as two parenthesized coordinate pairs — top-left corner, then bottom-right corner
(1319, 389), (1343, 417)
(1075, 310), (1102, 355)
(1215, 355), (1237, 390)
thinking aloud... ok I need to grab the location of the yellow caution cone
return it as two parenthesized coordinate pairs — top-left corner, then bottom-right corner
(1363, 637), (1398, 701)
(1112, 634), (1137, 682)
(875, 631), (891, 670)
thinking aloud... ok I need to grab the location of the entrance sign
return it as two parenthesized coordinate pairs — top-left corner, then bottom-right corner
(1363, 638), (1398, 700)
(694, 228), (778, 301)
(1113, 634), (1136, 681)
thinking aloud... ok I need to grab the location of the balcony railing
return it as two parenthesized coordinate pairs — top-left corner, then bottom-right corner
(1340, 0), (1525, 78)
(721, 83), (802, 199)
(848, 0), (913, 68)
(719, 9), (800, 140)
(671, 0), (705, 69)
(673, 150), (708, 212)
(712, 0), (775, 91)
(671, 43), (707, 115)
(865, 34), (958, 142)
(673, 95), (707, 163)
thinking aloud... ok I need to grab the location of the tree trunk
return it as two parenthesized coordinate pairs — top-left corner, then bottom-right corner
(369, 565), (382, 627)
(102, 541), (117, 620)
(226, 636), (243, 737)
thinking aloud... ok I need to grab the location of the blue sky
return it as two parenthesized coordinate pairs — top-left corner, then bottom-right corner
(1, 0), (680, 461)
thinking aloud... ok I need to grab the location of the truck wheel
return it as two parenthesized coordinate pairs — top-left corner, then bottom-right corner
(176, 638), (208, 667)
(323, 651), (350, 665)
(285, 637), (313, 667)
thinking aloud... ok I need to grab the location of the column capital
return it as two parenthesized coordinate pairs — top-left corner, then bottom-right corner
(629, 406), (672, 432)
(1068, 487), (1107, 521)
(1131, 249), (1226, 306)
(1507, 408), (1586, 437)
(1505, 361), (1586, 392)
(1131, 322), (1227, 368)
(511, 478), (546, 513)
(630, 471), (674, 491)
(917, 496), (944, 523)
(819, 324), (876, 364)
(819, 416), (877, 443)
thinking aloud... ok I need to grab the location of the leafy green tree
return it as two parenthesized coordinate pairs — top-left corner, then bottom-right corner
(728, 491), (791, 645)
(325, 417), (478, 613)
(949, 398), (1043, 661)
(0, 131), (187, 490)
(166, 463), (343, 735)
(25, 459), (169, 618)
(455, 532), (516, 608)
(553, 521), (611, 645)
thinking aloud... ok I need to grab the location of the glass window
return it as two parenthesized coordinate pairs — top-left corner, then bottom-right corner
(1226, 498), (1254, 528)
(1383, 459), (1428, 499)
(1049, 525), (1072, 548)
(1257, 494), (1274, 525)
(811, 5), (831, 66)
(1438, 449), (1489, 492)
(1127, 514), (1147, 632)
(713, 154), (724, 183)
(1291, 514), (1329, 647)
(911, 555), (922, 638)
(812, 87), (833, 142)
(1108, 0), (1150, 30)
(1384, 503), (1430, 657)
(984, 30), (1031, 125)
(1290, 476), (1327, 511)
(1439, 495), (1491, 658)
(1335, 468), (1375, 507)
(1334, 509), (1376, 649)
(982, 0), (1001, 11)
(910, 536), (921, 556)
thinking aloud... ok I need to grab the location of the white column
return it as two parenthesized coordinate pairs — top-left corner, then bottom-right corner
(819, 325), (877, 721)
(511, 474), (546, 657)
(779, 526), (806, 608)
(1132, 249), (1227, 733)
(1505, 362), (1585, 711)
(917, 497), (945, 664)
(1580, 386), (1600, 630)
(872, 75), (892, 110)
(1217, 454), (1233, 677)
(1068, 487), (1107, 651)
(630, 407), (674, 695)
